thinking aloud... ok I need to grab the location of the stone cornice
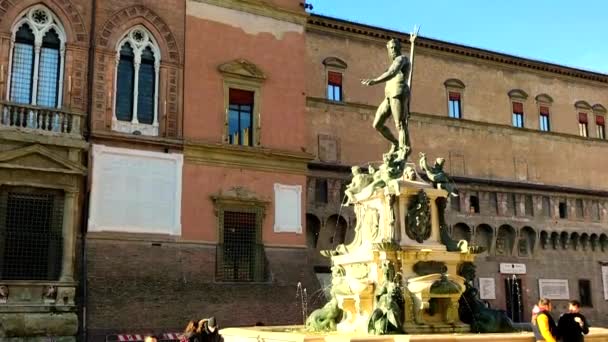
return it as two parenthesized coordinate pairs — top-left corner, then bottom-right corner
(306, 97), (608, 148)
(308, 14), (608, 85)
(90, 131), (183, 150)
(184, 140), (314, 175)
(0, 129), (88, 149)
(308, 162), (608, 198)
(189, 0), (308, 26)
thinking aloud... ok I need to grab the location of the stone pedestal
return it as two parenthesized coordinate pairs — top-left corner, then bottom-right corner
(330, 180), (471, 334)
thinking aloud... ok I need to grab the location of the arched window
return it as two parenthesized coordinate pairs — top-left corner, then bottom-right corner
(7, 6), (65, 107)
(113, 26), (160, 136)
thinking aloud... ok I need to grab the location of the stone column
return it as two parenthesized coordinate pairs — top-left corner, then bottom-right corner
(429, 196), (440, 244)
(60, 191), (77, 282)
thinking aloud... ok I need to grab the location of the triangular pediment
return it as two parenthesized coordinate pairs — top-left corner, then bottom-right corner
(218, 59), (266, 80)
(0, 144), (86, 175)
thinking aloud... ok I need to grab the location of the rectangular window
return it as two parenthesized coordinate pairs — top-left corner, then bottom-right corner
(116, 46), (135, 122)
(489, 192), (498, 214)
(579, 112), (588, 137)
(10, 42), (35, 104)
(469, 195), (480, 214)
(579, 279), (592, 307)
(36, 46), (60, 107)
(137, 56), (156, 124)
(539, 106), (550, 132)
(559, 201), (567, 219)
(327, 71), (342, 102)
(575, 199), (584, 219)
(596, 115), (605, 139)
(591, 200), (600, 221)
(228, 88), (254, 146)
(217, 210), (264, 282)
(0, 187), (64, 280)
(525, 195), (534, 216)
(450, 196), (461, 212)
(542, 196), (551, 217)
(509, 193), (518, 216)
(315, 179), (328, 204)
(448, 92), (462, 119)
(512, 102), (524, 128)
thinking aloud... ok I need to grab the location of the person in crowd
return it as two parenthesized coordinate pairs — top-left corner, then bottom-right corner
(181, 320), (201, 342)
(532, 298), (558, 342)
(144, 335), (159, 342)
(201, 317), (222, 342)
(558, 300), (589, 342)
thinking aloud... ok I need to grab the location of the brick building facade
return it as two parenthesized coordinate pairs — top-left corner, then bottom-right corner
(305, 15), (608, 328)
(1, 1), (608, 340)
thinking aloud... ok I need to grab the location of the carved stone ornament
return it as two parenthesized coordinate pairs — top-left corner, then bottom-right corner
(413, 261), (448, 276)
(0, 285), (8, 303)
(43, 285), (57, 303)
(406, 190), (432, 243)
(218, 59), (266, 81)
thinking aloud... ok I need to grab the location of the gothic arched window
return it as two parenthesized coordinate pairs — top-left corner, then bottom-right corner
(7, 5), (65, 108)
(113, 26), (160, 136)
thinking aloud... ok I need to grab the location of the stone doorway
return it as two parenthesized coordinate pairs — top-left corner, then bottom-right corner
(504, 276), (524, 322)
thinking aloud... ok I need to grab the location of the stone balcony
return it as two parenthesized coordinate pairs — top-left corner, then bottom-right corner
(0, 100), (85, 139)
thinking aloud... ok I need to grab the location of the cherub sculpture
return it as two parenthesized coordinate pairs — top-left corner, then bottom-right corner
(343, 166), (373, 205)
(419, 152), (458, 197)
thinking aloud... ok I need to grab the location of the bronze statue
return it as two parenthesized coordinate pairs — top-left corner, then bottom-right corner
(368, 261), (405, 334)
(361, 29), (418, 162)
(419, 152), (458, 197)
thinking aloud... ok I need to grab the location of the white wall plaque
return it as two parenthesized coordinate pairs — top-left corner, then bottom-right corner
(88, 145), (183, 235)
(602, 266), (608, 300)
(273, 183), (302, 233)
(478, 277), (496, 300)
(539, 279), (570, 300)
(500, 263), (527, 274)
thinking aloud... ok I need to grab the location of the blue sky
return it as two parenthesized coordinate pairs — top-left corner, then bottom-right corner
(311, 0), (608, 73)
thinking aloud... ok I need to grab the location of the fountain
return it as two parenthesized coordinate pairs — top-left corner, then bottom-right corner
(220, 29), (608, 341)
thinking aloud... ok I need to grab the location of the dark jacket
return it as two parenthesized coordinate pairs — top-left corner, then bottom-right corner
(533, 310), (558, 341)
(558, 312), (589, 342)
(201, 326), (222, 342)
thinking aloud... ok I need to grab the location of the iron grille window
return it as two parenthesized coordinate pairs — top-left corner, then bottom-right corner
(137, 47), (156, 124)
(0, 187), (64, 280)
(116, 43), (135, 121)
(216, 209), (266, 282)
(10, 24), (35, 104)
(36, 29), (61, 107)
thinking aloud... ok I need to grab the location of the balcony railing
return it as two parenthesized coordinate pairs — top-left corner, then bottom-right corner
(0, 101), (84, 138)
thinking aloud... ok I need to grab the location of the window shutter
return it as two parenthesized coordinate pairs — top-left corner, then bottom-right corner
(512, 102), (523, 114)
(539, 106), (550, 115)
(596, 115), (605, 126)
(229, 88), (254, 106)
(327, 71), (342, 86)
(448, 92), (461, 101)
(578, 112), (588, 124)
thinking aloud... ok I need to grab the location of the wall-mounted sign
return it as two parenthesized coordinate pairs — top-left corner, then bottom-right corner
(539, 279), (570, 300)
(500, 263), (527, 274)
(478, 277), (496, 300)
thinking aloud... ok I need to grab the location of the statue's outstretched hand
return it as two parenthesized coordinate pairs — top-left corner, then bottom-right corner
(361, 79), (376, 86)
